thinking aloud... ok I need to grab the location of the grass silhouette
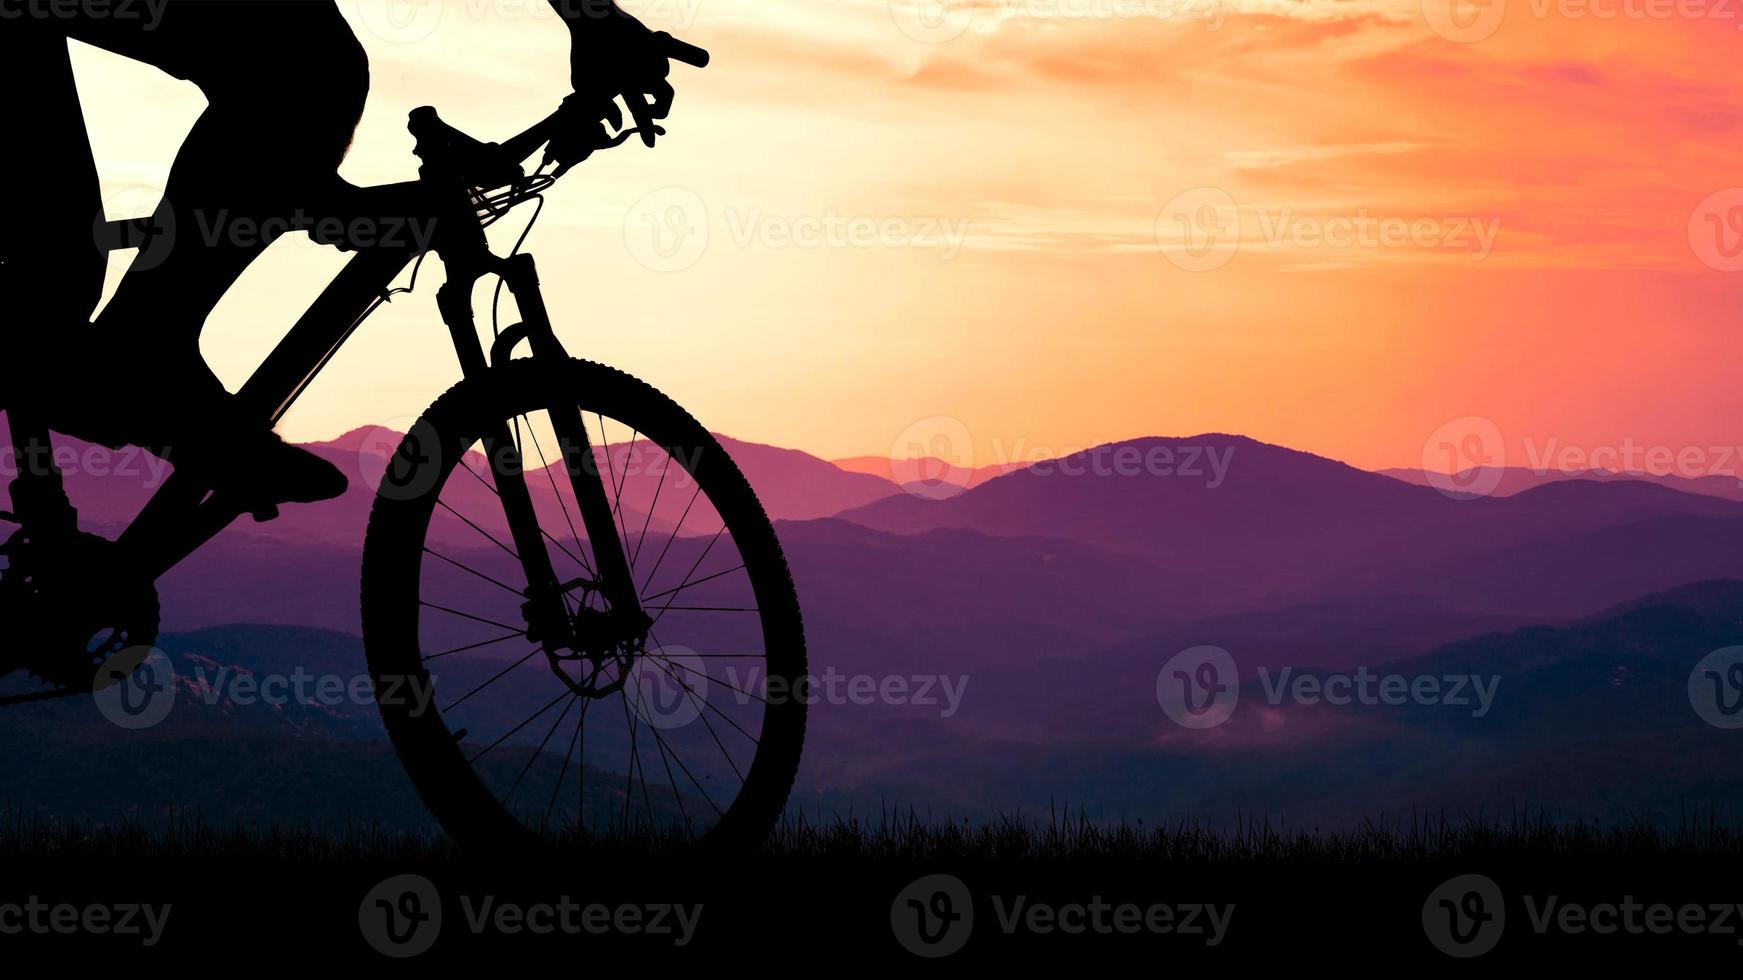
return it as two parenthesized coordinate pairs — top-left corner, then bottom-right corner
(7, 802), (1742, 863)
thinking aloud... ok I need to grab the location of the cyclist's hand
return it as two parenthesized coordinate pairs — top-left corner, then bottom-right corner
(558, 7), (675, 160)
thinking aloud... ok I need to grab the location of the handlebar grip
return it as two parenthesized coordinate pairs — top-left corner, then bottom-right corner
(656, 32), (710, 68)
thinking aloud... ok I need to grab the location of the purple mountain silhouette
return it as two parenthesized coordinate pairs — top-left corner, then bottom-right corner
(14, 422), (1743, 647)
(1379, 465), (1743, 502)
(837, 435), (1743, 603)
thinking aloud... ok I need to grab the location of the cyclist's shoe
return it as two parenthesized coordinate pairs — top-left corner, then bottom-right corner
(198, 429), (350, 512)
(37, 379), (348, 511)
(243, 432), (348, 504)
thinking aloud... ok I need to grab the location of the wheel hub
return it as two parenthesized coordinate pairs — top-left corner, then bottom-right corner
(535, 580), (653, 700)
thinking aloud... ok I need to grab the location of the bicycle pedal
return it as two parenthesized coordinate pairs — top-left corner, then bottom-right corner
(249, 504), (280, 524)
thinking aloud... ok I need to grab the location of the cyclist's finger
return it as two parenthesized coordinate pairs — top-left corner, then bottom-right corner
(602, 100), (624, 132)
(626, 91), (658, 147)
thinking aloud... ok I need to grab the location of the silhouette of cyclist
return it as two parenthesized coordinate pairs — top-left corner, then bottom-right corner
(0, 1), (677, 508)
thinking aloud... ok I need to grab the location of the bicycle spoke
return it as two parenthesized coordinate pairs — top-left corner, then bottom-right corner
(625, 668), (710, 826)
(458, 447), (595, 577)
(639, 485), (703, 594)
(618, 687), (649, 831)
(501, 693), (579, 807)
(643, 652), (768, 704)
(468, 688), (574, 766)
(436, 498), (519, 561)
(639, 563), (745, 604)
(643, 654), (750, 788)
(423, 546), (525, 597)
(646, 627), (756, 778)
(630, 452), (671, 570)
(422, 630), (528, 662)
(442, 646), (543, 713)
(543, 696), (591, 832)
(419, 600), (525, 634)
(648, 525), (729, 631)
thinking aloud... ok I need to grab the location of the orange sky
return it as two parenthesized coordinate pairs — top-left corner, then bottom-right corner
(70, 0), (1743, 472)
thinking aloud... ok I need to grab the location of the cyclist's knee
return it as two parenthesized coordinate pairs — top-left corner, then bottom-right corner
(290, 29), (370, 169)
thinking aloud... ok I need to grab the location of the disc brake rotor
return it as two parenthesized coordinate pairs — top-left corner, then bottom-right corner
(541, 581), (646, 700)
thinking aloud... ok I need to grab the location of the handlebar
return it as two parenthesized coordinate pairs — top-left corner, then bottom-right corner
(408, 32), (709, 185)
(658, 32), (710, 68)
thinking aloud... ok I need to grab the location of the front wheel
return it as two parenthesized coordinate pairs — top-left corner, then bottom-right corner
(361, 358), (806, 849)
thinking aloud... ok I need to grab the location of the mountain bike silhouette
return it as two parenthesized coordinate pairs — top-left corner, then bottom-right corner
(0, 34), (807, 850)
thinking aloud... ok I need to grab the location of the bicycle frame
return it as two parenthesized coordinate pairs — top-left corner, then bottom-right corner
(114, 237), (418, 578)
(10, 115), (650, 646)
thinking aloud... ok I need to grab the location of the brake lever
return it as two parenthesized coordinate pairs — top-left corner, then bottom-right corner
(543, 125), (668, 176)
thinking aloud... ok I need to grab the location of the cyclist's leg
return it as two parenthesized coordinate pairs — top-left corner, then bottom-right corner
(56, 3), (367, 503)
(0, 26), (108, 519)
(75, 2), (369, 397)
(0, 26), (107, 412)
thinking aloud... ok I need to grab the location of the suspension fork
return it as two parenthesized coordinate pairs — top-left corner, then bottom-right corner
(496, 253), (646, 624)
(435, 267), (570, 645)
(435, 254), (645, 649)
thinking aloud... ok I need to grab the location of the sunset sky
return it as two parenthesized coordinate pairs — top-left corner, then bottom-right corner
(69, 0), (1743, 472)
